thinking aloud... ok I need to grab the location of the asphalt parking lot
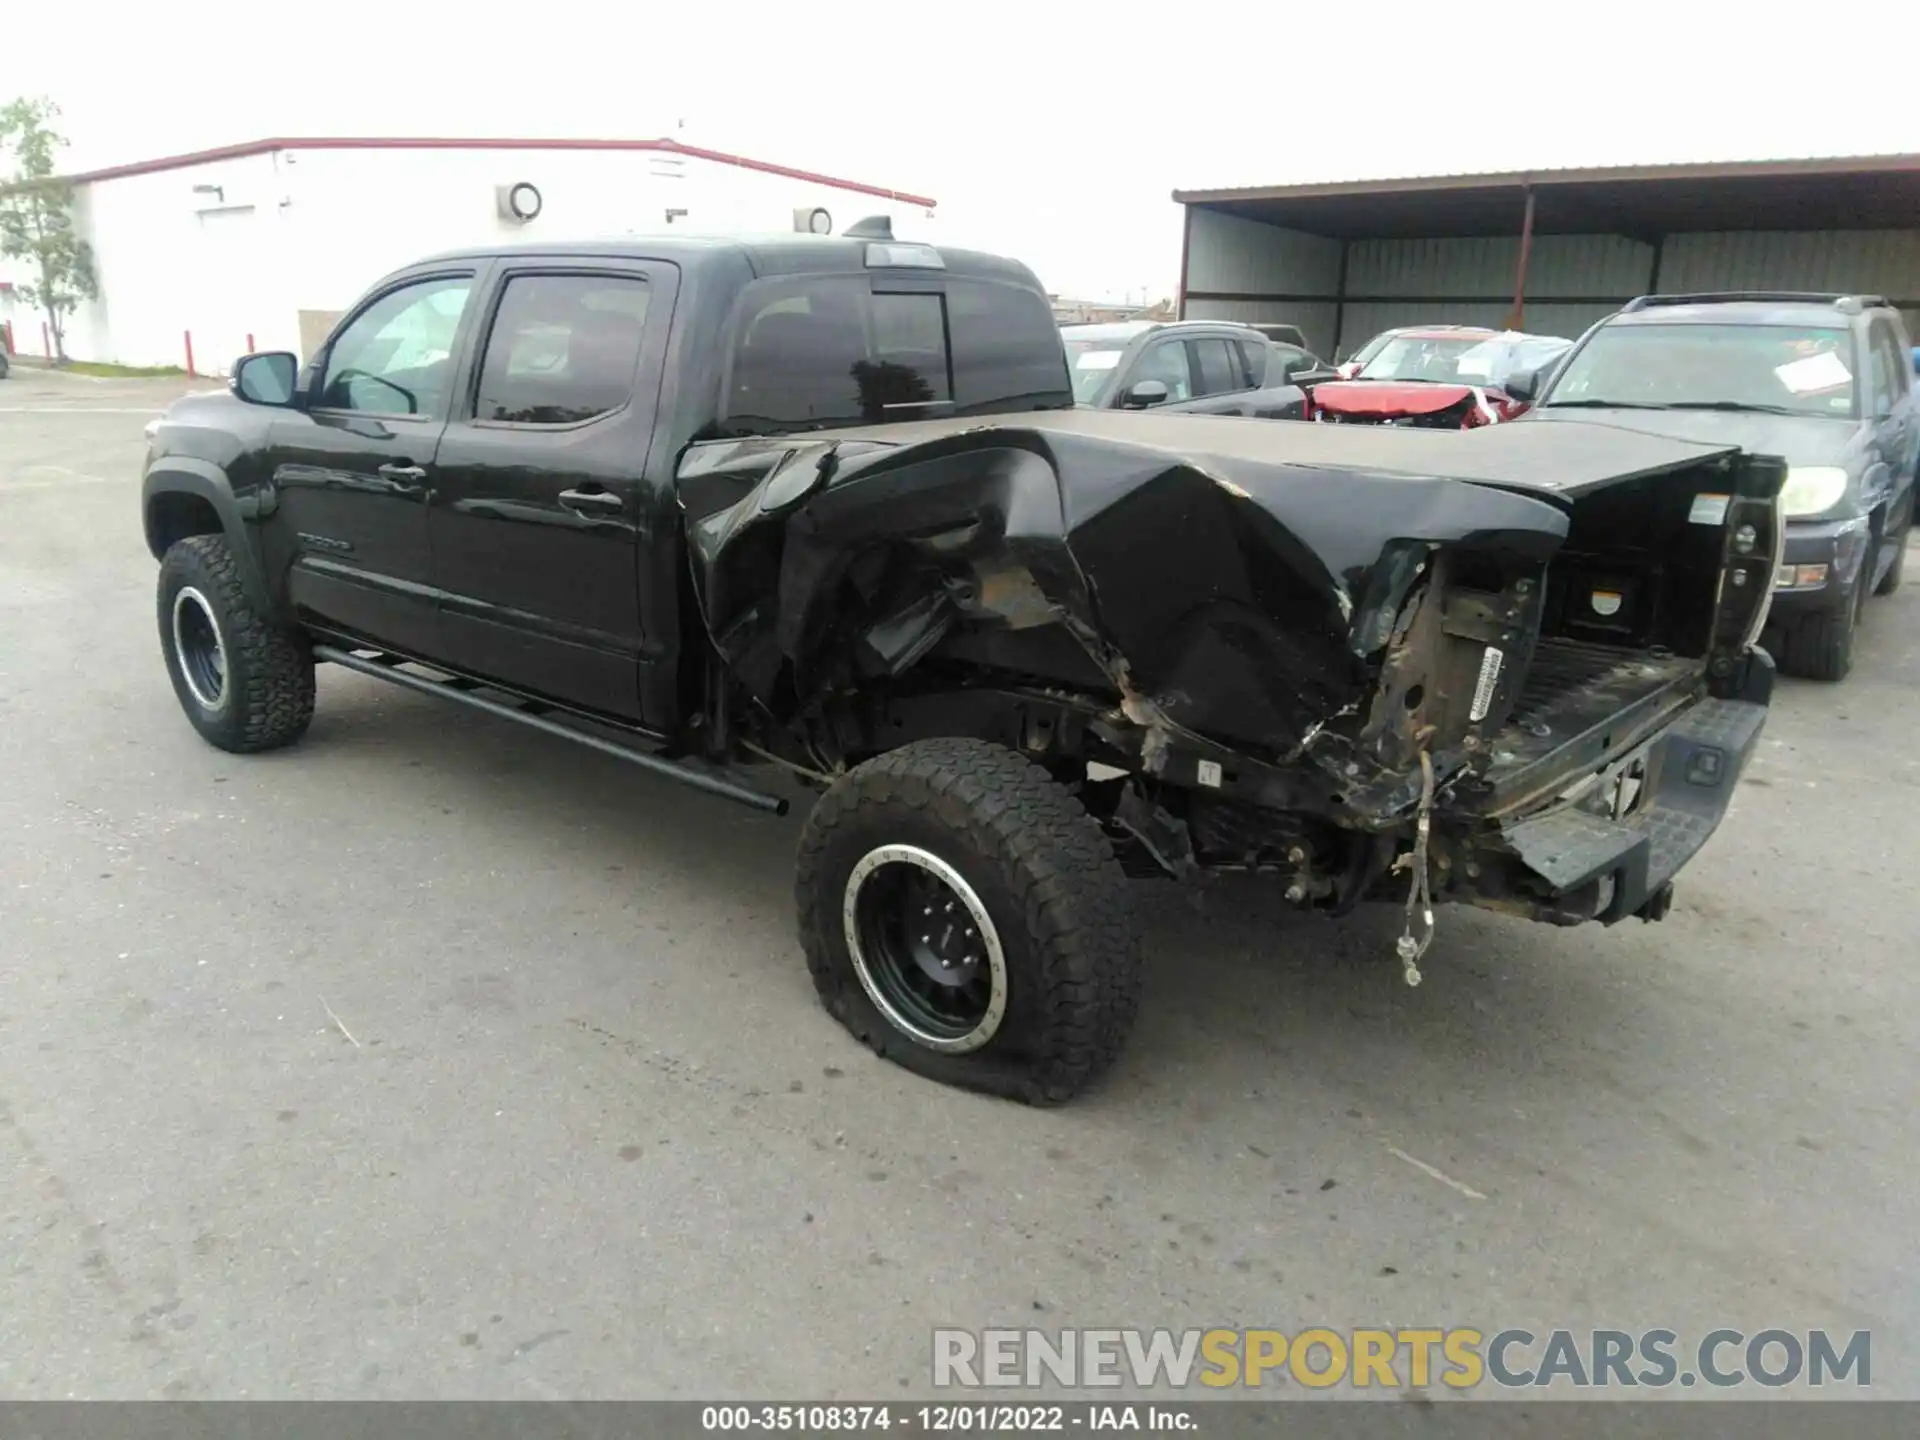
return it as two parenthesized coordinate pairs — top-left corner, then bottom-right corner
(3, 369), (1918, 1402)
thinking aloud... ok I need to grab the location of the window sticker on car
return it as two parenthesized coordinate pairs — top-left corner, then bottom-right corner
(1074, 351), (1122, 370)
(1774, 351), (1851, 394)
(1688, 493), (1731, 525)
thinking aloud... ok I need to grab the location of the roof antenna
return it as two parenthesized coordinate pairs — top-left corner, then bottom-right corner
(843, 215), (894, 240)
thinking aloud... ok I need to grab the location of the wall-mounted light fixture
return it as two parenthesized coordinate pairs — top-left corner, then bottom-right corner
(495, 181), (542, 223)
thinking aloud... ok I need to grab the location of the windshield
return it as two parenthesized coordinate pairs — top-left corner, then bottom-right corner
(1545, 323), (1858, 416)
(1345, 330), (1396, 367)
(1358, 334), (1505, 383)
(1064, 339), (1127, 403)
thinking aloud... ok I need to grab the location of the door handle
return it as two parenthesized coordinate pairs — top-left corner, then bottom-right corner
(378, 463), (427, 481)
(558, 487), (624, 513)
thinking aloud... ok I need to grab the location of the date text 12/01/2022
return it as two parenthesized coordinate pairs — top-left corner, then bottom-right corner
(700, 1405), (1195, 1431)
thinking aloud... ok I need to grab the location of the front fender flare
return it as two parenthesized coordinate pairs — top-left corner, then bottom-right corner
(143, 458), (280, 621)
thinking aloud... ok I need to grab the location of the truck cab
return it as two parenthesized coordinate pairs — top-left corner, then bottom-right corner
(145, 229), (1073, 734)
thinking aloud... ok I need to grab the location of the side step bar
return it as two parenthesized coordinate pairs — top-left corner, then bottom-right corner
(312, 645), (790, 817)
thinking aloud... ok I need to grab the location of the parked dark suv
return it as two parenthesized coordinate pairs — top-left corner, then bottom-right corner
(1059, 319), (1319, 417)
(1512, 293), (1918, 680)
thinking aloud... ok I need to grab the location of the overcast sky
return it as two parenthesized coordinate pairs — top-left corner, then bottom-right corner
(10, 2), (1913, 302)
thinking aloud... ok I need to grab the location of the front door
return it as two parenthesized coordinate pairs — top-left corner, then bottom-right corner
(1866, 317), (1918, 547)
(269, 270), (480, 656)
(428, 262), (672, 720)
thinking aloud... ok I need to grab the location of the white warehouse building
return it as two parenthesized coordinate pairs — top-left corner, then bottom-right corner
(0, 136), (938, 374)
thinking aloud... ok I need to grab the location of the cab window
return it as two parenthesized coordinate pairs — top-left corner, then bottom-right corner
(318, 276), (473, 417)
(1191, 338), (1246, 396)
(474, 273), (651, 426)
(1131, 340), (1194, 402)
(721, 275), (1069, 432)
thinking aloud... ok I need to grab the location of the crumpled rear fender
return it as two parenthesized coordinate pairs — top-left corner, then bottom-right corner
(683, 425), (1572, 767)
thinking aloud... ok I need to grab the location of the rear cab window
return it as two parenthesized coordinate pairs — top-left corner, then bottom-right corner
(721, 274), (1069, 433)
(474, 273), (652, 426)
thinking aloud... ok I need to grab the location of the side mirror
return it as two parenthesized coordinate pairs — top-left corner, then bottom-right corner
(1501, 366), (1540, 404)
(1334, 361), (1362, 380)
(1121, 379), (1169, 410)
(232, 351), (300, 407)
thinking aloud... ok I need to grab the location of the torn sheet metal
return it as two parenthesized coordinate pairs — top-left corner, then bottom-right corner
(681, 415), (1587, 800)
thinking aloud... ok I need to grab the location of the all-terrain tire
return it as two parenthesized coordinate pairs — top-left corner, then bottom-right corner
(795, 737), (1142, 1105)
(1774, 573), (1865, 683)
(157, 534), (315, 753)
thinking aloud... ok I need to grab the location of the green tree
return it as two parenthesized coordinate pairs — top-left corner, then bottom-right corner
(0, 96), (97, 363)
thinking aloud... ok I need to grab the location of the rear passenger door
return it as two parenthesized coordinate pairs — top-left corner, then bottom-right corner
(1188, 337), (1248, 399)
(427, 261), (678, 720)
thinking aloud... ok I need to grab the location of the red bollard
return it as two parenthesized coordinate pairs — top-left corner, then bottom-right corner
(184, 330), (196, 377)
(2, 320), (12, 355)
(246, 332), (255, 354)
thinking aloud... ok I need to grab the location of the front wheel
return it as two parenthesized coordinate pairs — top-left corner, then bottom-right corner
(157, 534), (315, 752)
(1775, 572), (1865, 683)
(795, 738), (1142, 1105)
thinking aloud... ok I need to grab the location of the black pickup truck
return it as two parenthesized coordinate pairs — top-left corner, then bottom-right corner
(141, 224), (1783, 1104)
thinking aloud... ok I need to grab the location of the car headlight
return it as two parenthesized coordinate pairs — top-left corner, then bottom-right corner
(1778, 465), (1848, 517)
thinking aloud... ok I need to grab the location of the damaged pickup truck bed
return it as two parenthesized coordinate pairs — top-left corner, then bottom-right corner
(141, 231), (1783, 1104)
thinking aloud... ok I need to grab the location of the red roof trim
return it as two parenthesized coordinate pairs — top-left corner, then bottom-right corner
(65, 136), (938, 209)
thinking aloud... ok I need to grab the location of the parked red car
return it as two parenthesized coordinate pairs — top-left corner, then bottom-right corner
(1310, 327), (1571, 428)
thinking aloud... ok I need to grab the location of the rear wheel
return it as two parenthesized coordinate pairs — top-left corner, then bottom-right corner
(795, 738), (1142, 1105)
(157, 534), (315, 752)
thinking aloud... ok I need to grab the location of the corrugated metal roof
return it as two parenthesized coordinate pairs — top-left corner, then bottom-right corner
(1173, 154), (1920, 241)
(1173, 151), (1920, 204)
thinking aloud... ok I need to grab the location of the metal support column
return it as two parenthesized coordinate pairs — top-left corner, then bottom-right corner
(1505, 186), (1536, 331)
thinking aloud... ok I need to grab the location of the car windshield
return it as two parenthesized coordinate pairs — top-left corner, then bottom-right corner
(1064, 339), (1127, 403)
(1545, 323), (1858, 416)
(1357, 334), (1504, 383)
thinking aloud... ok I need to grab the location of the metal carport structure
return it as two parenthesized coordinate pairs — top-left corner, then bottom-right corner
(1172, 154), (1920, 359)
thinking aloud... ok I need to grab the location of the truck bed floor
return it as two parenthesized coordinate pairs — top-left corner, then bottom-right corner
(1484, 638), (1700, 792)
